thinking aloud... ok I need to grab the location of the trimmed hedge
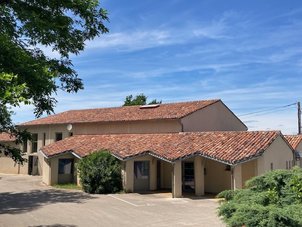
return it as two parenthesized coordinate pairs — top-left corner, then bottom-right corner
(217, 167), (302, 227)
(77, 151), (122, 194)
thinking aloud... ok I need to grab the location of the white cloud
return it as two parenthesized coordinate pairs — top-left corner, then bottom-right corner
(193, 19), (229, 39)
(85, 30), (172, 51)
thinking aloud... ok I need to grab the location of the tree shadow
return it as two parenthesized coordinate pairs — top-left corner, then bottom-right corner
(0, 189), (93, 215)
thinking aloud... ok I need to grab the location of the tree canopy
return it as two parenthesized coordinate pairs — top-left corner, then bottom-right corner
(0, 0), (109, 163)
(123, 94), (162, 106)
(78, 151), (122, 194)
(218, 167), (302, 227)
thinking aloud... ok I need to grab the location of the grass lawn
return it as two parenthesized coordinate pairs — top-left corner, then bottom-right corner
(53, 183), (82, 190)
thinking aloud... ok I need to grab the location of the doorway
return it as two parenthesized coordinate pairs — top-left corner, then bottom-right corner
(182, 162), (195, 192)
(134, 161), (150, 191)
(28, 156), (39, 175)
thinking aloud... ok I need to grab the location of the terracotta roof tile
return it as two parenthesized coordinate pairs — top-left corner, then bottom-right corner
(41, 131), (282, 165)
(284, 135), (302, 150)
(20, 100), (219, 126)
(0, 133), (16, 142)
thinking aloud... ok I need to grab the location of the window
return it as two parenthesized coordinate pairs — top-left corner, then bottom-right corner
(58, 159), (74, 174)
(55, 132), (63, 141)
(31, 133), (38, 153)
(270, 163), (274, 171)
(69, 132), (73, 137)
(23, 139), (28, 153)
(134, 161), (149, 179)
(43, 133), (46, 146)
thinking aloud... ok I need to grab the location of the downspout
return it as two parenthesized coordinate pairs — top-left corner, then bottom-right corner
(179, 119), (184, 132)
(231, 166), (234, 190)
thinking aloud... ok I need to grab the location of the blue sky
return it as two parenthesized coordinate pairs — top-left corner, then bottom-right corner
(13, 0), (302, 134)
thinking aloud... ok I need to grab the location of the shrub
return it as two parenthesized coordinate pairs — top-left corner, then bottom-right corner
(218, 167), (302, 227)
(77, 151), (122, 194)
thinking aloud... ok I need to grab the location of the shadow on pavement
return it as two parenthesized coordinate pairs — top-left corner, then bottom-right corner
(29, 225), (77, 227)
(0, 189), (93, 215)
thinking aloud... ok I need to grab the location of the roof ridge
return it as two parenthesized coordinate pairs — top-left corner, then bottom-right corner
(59, 99), (221, 112)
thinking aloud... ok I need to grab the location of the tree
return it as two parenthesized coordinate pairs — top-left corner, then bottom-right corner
(123, 93), (162, 106)
(77, 151), (122, 194)
(217, 167), (302, 227)
(0, 0), (109, 163)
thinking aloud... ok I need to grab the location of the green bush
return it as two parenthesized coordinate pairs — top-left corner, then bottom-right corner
(218, 167), (302, 227)
(77, 151), (122, 194)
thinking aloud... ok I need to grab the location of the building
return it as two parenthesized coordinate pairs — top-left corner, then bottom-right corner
(0, 133), (28, 174)
(284, 135), (302, 167)
(40, 131), (294, 198)
(0, 99), (295, 197)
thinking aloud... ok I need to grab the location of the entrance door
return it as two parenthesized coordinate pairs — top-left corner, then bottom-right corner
(134, 161), (150, 192)
(183, 162), (195, 192)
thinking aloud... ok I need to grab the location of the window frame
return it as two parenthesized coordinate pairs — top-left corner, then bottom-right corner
(58, 159), (74, 175)
(31, 133), (38, 153)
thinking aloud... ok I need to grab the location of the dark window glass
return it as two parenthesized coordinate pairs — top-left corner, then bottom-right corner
(69, 132), (73, 137)
(183, 162), (195, 191)
(23, 140), (28, 153)
(43, 133), (46, 146)
(55, 133), (63, 141)
(58, 159), (74, 174)
(225, 165), (231, 171)
(134, 161), (149, 179)
(31, 134), (38, 153)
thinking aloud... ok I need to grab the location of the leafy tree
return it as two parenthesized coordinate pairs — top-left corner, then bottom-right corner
(123, 93), (162, 106)
(217, 167), (302, 227)
(77, 151), (122, 194)
(0, 0), (109, 163)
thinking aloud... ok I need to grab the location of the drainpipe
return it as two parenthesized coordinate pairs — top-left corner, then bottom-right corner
(179, 119), (184, 132)
(231, 167), (234, 190)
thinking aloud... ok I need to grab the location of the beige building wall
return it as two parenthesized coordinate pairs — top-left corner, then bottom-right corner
(0, 142), (28, 174)
(204, 159), (232, 194)
(241, 159), (257, 188)
(181, 101), (247, 132)
(73, 120), (182, 135)
(257, 136), (294, 175)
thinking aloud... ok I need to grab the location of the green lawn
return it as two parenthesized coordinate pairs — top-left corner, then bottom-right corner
(53, 183), (82, 190)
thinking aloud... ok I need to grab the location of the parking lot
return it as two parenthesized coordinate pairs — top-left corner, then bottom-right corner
(0, 174), (224, 227)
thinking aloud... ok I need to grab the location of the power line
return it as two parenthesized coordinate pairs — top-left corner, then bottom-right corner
(238, 103), (297, 117)
(241, 106), (296, 118)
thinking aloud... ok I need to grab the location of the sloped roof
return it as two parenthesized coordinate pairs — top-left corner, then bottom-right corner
(284, 135), (302, 150)
(41, 131), (282, 165)
(20, 100), (219, 126)
(0, 133), (16, 142)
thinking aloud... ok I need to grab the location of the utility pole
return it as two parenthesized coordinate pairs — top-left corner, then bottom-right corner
(298, 101), (301, 135)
